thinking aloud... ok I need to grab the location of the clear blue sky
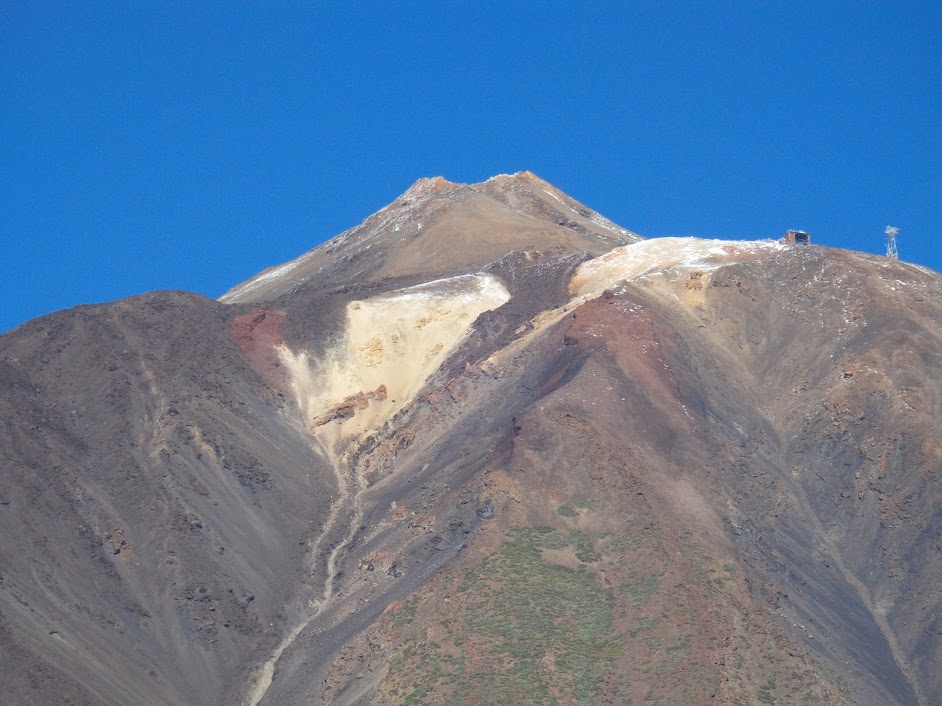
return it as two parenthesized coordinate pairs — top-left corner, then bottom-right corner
(2, 2), (940, 333)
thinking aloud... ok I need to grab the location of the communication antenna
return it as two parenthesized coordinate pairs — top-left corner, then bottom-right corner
(885, 226), (899, 261)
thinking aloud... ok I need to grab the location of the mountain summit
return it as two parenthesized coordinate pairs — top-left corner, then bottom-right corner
(220, 171), (638, 305)
(1, 175), (940, 705)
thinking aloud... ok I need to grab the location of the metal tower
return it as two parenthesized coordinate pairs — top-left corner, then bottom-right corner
(885, 226), (899, 261)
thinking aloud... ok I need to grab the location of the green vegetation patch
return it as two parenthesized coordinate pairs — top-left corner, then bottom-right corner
(384, 525), (619, 705)
(569, 529), (602, 563)
(392, 596), (419, 628)
(556, 504), (579, 517)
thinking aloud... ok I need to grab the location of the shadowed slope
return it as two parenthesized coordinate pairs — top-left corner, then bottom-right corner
(0, 293), (336, 705)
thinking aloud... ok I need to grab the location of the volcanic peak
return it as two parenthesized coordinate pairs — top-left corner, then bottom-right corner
(398, 175), (459, 201)
(402, 170), (557, 193)
(219, 172), (640, 305)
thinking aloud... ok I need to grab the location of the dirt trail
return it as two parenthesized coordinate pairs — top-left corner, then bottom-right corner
(244, 436), (363, 706)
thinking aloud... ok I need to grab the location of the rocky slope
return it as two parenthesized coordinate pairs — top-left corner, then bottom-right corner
(1, 172), (940, 705)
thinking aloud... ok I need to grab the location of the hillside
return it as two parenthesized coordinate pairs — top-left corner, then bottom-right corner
(1, 173), (940, 705)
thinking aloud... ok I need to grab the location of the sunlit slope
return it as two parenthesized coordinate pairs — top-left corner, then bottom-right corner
(569, 236), (787, 296)
(279, 274), (510, 451)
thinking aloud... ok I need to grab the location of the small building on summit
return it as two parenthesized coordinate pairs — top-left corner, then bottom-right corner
(780, 229), (811, 244)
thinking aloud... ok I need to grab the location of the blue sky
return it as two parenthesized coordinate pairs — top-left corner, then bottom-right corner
(2, 2), (940, 333)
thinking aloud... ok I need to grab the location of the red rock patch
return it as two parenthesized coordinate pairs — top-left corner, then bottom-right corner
(231, 307), (286, 379)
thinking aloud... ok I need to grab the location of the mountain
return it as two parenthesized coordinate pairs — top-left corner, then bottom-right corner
(1, 172), (940, 706)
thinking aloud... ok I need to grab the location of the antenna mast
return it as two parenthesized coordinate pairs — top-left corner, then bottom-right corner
(885, 226), (899, 261)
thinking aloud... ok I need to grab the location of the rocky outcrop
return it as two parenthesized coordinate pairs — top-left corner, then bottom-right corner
(311, 385), (387, 428)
